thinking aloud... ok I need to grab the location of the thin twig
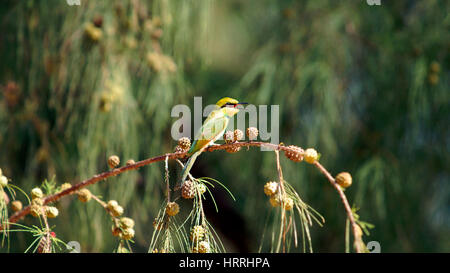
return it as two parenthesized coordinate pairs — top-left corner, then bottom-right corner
(313, 161), (363, 253)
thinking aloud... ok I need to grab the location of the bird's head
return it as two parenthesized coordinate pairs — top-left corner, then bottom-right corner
(216, 97), (248, 117)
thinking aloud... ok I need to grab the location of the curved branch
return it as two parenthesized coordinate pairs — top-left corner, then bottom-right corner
(313, 161), (364, 253)
(1, 141), (363, 252)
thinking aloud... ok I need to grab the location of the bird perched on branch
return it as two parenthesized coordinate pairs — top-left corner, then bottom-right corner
(180, 97), (247, 183)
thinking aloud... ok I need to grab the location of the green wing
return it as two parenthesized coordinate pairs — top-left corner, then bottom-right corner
(188, 109), (228, 154)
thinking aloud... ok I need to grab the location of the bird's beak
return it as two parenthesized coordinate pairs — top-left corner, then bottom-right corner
(234, 102), (248, 108)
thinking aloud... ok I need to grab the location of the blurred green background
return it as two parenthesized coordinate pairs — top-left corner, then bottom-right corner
(0, 0), (448, 253)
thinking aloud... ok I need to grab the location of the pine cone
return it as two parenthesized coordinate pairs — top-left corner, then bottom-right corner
(264, 182), (279, 196)
(197, 183), (206, 195)
(11, 200), (22, 212)
(77, 188), (92, 203)
(30, 204), (42, 217)
(269, 195), (282, 207)
(166, 202), (179, 216)
(120, 217), (135, 229)
(181, 180), (195, 199)
(246, 127), (259, 141)
(224, 131), (234, 144)
(120, 228), (135, 240)
(283, 197), (294, 211)
(234, 129), (244, 141)
(284, 145), (304, 162)
(126, 159), (136, 166)
(31, 187), (44, 199)
(111, 225), (121, 237)
(108, 155), (120, 169)
(190, 225), (206, 242)
(110, 205), (124, 217)
(60, 183), (72, 192)
(198, 241), (210, 253)
(304, 148), (318, 164)
(174, 145), (188, 158)
(192, 241), (210, 253)
(177, 137), (191, 151)
(335, 172), (352, 188)
(45, 206), (59, 218)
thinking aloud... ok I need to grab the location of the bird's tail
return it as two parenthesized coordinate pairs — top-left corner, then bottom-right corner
(180, 151), (200, 183)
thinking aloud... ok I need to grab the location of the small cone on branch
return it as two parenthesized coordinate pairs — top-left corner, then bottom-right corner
(304, 148), (318, 164)
(126, 159), (136, 166)
(224, 131), (234, 144)
(106, 200), (124, 217)
(269, 195), (282, 207)
(60, 183), (72, 192)
(198, 241), (210, 253)
(11, 200), (23, 212)
(335, 172), (352, 188)
(197, 183), (206, 195)
(110, 204), (124, 217)
(120, 228), (135, 240)
(192, 241), (210, 253)
(111, 226), (121, 237)
(181, 180), (195, 199)
(45, 206), (59, 218)
(284, 145), (304, 162)
(31, 187), (44, 199)
(177, 137), (191, 151)
(120, 217), (135, 229)
(107, 200), (119, 210)
(246, 127), (259, 141)
(283, 197), (294, 211)
(166, 202), (179, 216)
(108, 155), (120, 169)
(234, 129), (244, 141)
(190, 225), (206, 242)
(77, 188), (92, 203)
(32, 198), (44, 206)
(264, 182), (279, 196)
(174, 145), (188, 156)
(224, 130), (241, 153)
(30, 204), (42, 217)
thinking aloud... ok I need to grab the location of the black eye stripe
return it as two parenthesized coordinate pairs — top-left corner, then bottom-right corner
(221, 102), (235, 108)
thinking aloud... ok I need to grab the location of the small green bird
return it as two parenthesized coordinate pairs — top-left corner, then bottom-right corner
(180, 97), (247, 183)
